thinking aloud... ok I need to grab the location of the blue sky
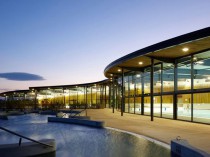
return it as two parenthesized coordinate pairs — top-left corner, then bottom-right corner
(0, 0), (210, 92)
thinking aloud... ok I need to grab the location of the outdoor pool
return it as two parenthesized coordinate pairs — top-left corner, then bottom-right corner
(0, 114), (171, 157)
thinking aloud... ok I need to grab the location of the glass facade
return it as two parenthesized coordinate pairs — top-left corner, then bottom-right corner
(1, 28), (210, 124)
(109, 49), (210, 124)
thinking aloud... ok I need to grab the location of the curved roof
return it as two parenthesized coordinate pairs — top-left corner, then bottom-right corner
(104, 27), (210, 78)
(29, 79), (108, 91)
(0, 80), (108, 96)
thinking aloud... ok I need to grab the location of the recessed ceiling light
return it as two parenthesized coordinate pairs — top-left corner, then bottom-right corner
(110, 74), (113, 76)
(118, 69), (121, 72)
(182, 47), (189, 52)
(139, 62), (143, 65)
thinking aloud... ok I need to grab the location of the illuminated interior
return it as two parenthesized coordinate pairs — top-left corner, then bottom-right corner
(1, 27), (210, 124)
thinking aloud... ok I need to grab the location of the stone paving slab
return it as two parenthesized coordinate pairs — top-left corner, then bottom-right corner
(87, 109), (210, 153)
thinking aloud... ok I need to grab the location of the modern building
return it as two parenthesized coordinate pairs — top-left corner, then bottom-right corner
(1, 27), (210, 124)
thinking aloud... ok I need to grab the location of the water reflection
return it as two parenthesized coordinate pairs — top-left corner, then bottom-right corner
(0, 114), (170, 157)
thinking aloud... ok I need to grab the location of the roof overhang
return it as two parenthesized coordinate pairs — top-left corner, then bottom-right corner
(104, 27), (210, 78)
(29, 79), (109, 91)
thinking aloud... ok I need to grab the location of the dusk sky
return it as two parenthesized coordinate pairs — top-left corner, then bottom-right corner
(1, 0), (210, 92)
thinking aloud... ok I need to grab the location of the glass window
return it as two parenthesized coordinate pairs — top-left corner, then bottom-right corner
(177, 56), (191, 91)
(193, 93), (210, 124)
(163, 63), (174, 92)
(144, 96), (150, 115)
(125, 98), (129, 112)
(162, 95), (173, 118)
(154, 96), (161, 117)
(154, 64), (161, 94)
(124, 76), (129, 96)
(135, 97), (141, 114)
(135, 73), (142, 95)
(193, 50), (210, 89)
(177, 94), (191, 121)
(144, 73), (150, 94)
(129, 98), (134, 113)
(129, 75), (135, 96)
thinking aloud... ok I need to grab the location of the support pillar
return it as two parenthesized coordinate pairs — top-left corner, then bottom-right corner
(150, 58), (154, 121)
(121, 68), (124, 116)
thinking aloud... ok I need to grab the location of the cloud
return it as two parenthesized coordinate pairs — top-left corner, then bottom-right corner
(0, 72), (45, 81)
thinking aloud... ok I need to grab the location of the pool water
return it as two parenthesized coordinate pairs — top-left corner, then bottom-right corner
(0, 114), (171, 157)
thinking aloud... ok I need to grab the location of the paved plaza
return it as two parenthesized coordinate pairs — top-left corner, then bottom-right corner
(87, 108), (210, 153)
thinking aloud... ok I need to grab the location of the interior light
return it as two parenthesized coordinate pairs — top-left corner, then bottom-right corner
(182, 47), (189, 52)
(139, 62), (143, 65)
(118, 69), (121, 72)
(196, 61), (204, 64)
(136, 74), (140, 78)
(110, 74), (113, 76)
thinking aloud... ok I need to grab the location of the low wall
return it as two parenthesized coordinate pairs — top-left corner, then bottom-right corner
(0, 115), (8, 120)
(0, 139), (56, 157)
(171, 139), (210, 157)
(48, 117), (104, 128)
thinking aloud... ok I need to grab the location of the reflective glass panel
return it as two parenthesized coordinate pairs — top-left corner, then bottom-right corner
(177, 94), (191, 121)
(162, 95), (173, 118)
(193, 93), (210, 124)
(144, 96), (150, 115)
(163, 63), (174, 92)
(135, 97), (141, 114)
(177, 56), (191, 91)
(193, 50), (210, 89)
(154, 96), (161, 117)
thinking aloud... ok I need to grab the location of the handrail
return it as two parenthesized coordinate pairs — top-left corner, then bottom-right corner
(71, 109), (86, 118)
(0, 126), (53, 147)
(62, 113), (68, 118)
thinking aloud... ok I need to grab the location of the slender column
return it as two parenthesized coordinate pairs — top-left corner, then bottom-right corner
(160, 63), (163, 117)
(69, 89), (70, 105)
(85, 86), (87, 115)
(141, 73), (144, 115)
(63, 88), (65, 107)
(173, 60), (178, 120)
(134, 78), (136, 114)
(91, 87), (92, 106)
(109, 83), (111, 108)
(112, 80), (115, 113)
(96, 86), (97, 106)
(84, 87), (86, 108)
(121, 68), (124, 116)
(128, 75), (130, 113)
(191, 55), (194, 122)
(150, 58), (154, 121)
(105, 85), (107, 108)
(116, 84), (118, 109)
(34, 90), (37, 109)
(77, 88), (78, 105)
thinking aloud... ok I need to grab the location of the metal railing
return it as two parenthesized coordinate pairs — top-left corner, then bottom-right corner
(0, 126), (53, 147)
(70, 109), (86, 118)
